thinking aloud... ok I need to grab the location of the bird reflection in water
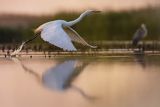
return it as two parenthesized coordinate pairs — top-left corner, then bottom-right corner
(133, 50), (146, 68)
(11, 58), (96, 100)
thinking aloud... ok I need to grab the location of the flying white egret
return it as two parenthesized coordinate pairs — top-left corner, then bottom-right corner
(132, 24), (148, 46)
(27, 10), (100, 51)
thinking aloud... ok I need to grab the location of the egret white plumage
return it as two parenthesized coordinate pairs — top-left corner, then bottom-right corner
(27, 10), (100, 51)
(132, 24), (148, 46)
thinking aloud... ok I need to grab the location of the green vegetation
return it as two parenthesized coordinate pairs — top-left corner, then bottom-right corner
(0, 6), (160, 44)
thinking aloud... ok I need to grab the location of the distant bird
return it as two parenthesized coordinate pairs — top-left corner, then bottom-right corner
(28, 10), (100, 51)
(132, 24), (148, 47)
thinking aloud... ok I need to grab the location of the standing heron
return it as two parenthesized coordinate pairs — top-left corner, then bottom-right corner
(11, 10), (100, 57)
(132, 24), (148, 47)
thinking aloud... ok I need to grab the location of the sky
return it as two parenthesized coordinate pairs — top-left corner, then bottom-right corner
(0, 0), (159, 15)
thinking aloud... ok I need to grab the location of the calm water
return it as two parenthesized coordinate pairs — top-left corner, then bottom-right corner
(0, 55), (160, 107)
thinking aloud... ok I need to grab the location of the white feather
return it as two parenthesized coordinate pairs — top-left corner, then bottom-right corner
(40, 21), (77, 51)
(63, 26), (97, 48)
(34, 10), (99, 51)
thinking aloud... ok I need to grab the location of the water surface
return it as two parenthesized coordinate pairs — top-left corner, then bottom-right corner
(0, 55), (160, 107)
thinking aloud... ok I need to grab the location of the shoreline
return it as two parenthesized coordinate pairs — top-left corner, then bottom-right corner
(0, 50), (160, 58)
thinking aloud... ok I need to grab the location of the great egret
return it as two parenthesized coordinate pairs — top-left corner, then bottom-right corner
(23, 10), (99, 52)
(132, 24), (148, 46)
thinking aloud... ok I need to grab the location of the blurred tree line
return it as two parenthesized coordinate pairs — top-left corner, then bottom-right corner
(0, 6), (160, 44)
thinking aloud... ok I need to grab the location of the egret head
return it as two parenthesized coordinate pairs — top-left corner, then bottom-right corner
(84, 10), (101, 16)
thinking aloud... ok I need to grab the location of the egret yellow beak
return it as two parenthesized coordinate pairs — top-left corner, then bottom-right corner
(93, 10), (101, 13)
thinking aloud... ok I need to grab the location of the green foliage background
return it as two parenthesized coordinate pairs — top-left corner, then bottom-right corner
(0, 6), (160, 44)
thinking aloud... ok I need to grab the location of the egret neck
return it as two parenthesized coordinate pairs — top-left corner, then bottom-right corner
(66, 10), (100, 26)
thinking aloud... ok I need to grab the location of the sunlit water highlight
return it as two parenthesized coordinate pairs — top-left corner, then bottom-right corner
(0, 55), (160, 107)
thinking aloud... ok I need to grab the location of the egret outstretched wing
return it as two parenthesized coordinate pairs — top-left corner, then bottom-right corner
(63, 26), (97, 48)
(41, 23), (76, 51)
